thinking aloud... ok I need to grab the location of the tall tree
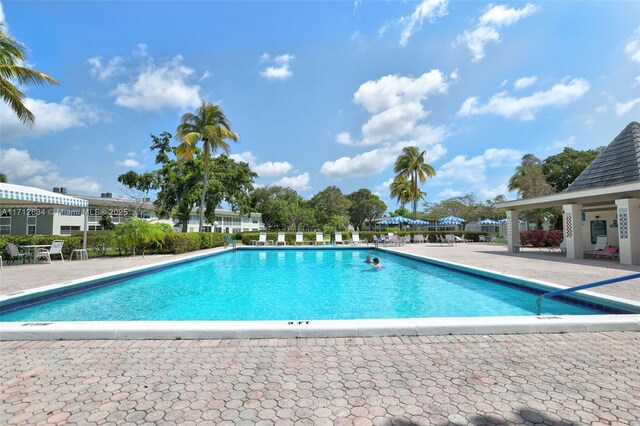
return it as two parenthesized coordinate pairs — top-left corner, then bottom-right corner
(250, 186), (304, 230)
(508, 154), (555, 199)
(541, 147), (603, 192)
(0, 26), (58, 125)
(0, 172), (6, 183)
(309, 186), (352, 227)
(175, 101), (239, 232)
(393, 146), (436, 218)
(389, 175), (411, 209)
(347, 188), (387, 231)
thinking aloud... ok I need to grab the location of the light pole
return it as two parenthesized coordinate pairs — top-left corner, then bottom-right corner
(213, 221), (218, 233)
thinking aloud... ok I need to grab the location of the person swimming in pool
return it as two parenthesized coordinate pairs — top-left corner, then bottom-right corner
(372, 257), (382, 268)
(364, 255), (373, 264)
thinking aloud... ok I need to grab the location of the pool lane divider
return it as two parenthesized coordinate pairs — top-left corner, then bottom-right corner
(2, 245), (640, 340)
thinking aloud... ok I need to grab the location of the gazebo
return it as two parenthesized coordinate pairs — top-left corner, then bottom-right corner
(497, 122), (640, 265)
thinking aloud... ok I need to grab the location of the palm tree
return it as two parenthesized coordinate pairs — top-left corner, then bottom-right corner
(393, 146), (436, 218)
(389, 175), (411, 209)
(0, 26), (58, 125)
(175, 101), (239, 232)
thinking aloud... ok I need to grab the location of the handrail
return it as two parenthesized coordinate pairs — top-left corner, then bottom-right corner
(536, 273), (640, 315)
(223, 236), (237, 249)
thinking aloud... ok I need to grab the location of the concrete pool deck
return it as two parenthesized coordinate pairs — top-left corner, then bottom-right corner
(2, 244), (640, 424)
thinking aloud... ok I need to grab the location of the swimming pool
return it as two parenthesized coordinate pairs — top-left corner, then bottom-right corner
(0, 248), (623, 322)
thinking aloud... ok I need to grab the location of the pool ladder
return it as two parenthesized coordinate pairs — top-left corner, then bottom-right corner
(223, 236), (237, 250)
(536, 273), (640, 315)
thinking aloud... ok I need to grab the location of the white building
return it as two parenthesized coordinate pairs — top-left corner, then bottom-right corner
(498, 122), (640, 265)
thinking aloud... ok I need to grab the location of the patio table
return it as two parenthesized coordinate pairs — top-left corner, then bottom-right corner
(19, 244), (51, 263)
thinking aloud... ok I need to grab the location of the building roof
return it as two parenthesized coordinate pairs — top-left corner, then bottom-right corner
(0, 183), (89, 207)
(566, 121), (640, 192)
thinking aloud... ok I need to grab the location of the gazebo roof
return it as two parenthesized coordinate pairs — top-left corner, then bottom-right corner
(566, 121), (640, 192)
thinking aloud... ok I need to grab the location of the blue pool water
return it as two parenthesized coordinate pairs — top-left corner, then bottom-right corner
(1, 249), (602, 321)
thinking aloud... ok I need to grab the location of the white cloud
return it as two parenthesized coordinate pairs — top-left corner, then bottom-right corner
(273, 172), (310, 191)
(458, 3), (539, 62)
(615, 98), (640, 115)
(336, 132), (355, 145)
(0, 148), (100, 193)
(634, 76), (640, 87)
(0, 148), (56, 179)
(434, 148), (522, 184)
(260, 53), (294, 80)
(353, 0), (362, 13)
(457, 26), (500, 62)
(624, 27), (640, 63)
(546, 136), (575, 151)
(229, 151), (258, 164)
(478, 3), (539, 27)
(229, 151), (293, 177)
(0, 97), (100, 139)
(26, 173), (100, 194)
(514, 76), (538, 90)
(113, 55), (201, 111)
(344, 71), (450, 146)
(354, 70), (449, 114)
(106, 143), (115, 152)
(116, 158), (142, 168)
(88, 56), (125, 80)
(253, 161), (293, 177)
(457, 78), (589, 120)
(201, 70), (211, 80)
(321, 142), (446, 179)
(399, 0), (448, 47)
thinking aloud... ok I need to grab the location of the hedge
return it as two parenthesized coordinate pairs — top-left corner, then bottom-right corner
(240, 230), (489, 245)
(519, 230), (563, 247)
(0, 231), (230, 259)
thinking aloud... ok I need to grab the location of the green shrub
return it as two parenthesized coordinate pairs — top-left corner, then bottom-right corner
(163, 233), (201, 254)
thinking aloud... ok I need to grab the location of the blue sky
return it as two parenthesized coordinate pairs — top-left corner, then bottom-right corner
(1, 0), (639, 211)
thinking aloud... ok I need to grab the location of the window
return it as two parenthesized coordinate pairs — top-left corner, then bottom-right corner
(60, 225), (81, 235)
(233, 227), (241, 234)
(252, 219), (258, 224)
(202, 225), (212, 232)
(89, 225), (103, 231)
(0, 212), (10, 235)
(27, 215), (37, 235)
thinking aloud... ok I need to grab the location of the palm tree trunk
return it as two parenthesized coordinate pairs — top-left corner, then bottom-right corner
(199, 144), (210, 232)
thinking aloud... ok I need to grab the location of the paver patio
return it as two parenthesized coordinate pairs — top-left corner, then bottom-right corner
(2, 244), (640, 424)
(2, 332), (639, 425)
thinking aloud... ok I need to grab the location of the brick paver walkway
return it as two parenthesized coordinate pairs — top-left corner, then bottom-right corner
(2, 332), (639, 425)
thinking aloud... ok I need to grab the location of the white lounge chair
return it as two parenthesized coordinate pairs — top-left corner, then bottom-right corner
(315, 232), (326, 245)
(256, 232), (273, 246)
(587, 236), (614, 258)
(295, 232), (305, 245)
(334, 232), (345, 245)
(479, 235), (486, 243)
(445, 234), (455, 245)
(276, 232), (286, 246)
(36, 240), (64, 263)
(413, 234), (424, 244)
(351, 232), (366, 245)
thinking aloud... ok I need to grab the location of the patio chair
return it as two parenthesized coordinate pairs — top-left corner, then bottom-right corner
(256, 232), (273, 246)
(595, 245), (619, 259)
(295, 232), (305, 245)
(585, 236), (608, 257)
(6, 243), (28, 264)
(351, 232), (361, 245)
(315, 232), (326, 245)
(445, 234), (456, 245)
(454, 235), (465, 243)
(479, 235), (486, 243)
(36, 240), (65, 264)
(334, 232), (345, 245)
(276, 232), (286, 246)
(413, 234), (425, 244)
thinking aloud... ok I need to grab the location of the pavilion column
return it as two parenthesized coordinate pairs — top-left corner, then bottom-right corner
(563, 204), (583, 259)
(506, 210), (520, 253)
(615, 198), (640, 265)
